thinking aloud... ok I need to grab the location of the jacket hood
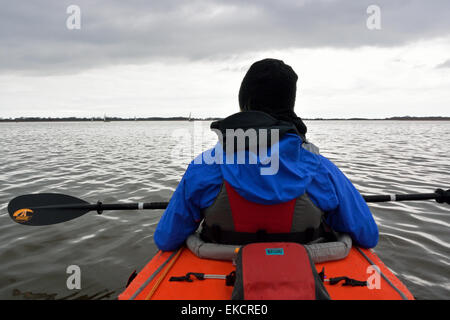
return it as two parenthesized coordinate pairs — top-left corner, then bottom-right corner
(210, 112), (321, 204)
(210, 111), (303, 150)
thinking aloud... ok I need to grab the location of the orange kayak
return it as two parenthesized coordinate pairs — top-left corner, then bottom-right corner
(119, 245), (414, 300)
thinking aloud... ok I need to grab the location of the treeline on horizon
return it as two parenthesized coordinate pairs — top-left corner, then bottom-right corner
(0, 116), (221, 122)
(0, 116), (449, 122)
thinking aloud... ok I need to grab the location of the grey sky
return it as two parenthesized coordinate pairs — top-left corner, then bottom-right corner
(436, 59), (450, 69)
(0, 0), (449, 118)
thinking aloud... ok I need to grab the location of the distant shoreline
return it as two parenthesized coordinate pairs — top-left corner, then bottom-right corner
(0, 116), (449, 122)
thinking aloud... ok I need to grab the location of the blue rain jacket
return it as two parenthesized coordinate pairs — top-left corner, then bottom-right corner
(154, 133), (378, 251)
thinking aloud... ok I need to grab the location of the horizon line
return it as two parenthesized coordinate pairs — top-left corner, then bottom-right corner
(1, 115), (450, 122)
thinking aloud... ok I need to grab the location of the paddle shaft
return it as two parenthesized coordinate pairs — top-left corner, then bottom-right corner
(33, 202), (168, 211)
(38, 190), (447, 212)
(363, 192), (440, 203)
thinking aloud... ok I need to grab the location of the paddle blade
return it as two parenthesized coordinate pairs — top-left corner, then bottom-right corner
(8, 193), (90, 226)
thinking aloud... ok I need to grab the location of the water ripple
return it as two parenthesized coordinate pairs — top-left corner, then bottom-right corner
(1, 120), (449, 300)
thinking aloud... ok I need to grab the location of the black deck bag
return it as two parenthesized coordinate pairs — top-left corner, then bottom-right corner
(231, 242), (330, 300)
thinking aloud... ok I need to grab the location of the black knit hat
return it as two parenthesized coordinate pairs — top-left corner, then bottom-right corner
(238, 58), (307, 135)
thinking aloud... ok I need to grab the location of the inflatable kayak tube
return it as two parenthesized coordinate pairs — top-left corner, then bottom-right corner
(186, 232), (352, 263)
(119, 236), (414, 300)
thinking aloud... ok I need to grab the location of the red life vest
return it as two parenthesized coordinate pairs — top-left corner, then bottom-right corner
(200, 181), (327, 245)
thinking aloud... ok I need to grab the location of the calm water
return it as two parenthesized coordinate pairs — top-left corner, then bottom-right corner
(0, 121), (449, 300)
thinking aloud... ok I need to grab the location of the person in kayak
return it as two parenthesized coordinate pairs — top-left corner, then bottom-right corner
(154, 58), (378, 251)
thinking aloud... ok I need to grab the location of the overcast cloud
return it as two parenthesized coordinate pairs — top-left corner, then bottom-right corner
(1, 0), (450, 74)
(436, 59), (450, 69)
(0, 1), (449, 118)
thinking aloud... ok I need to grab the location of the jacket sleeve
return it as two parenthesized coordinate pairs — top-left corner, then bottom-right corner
(154, 156), (223, 251)
(319, 156), (379, 248)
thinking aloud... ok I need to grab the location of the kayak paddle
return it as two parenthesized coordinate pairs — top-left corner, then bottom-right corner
(7, 189), (449, 226)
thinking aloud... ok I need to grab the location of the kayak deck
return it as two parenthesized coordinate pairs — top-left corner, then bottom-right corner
(119, 246), (414, 300)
